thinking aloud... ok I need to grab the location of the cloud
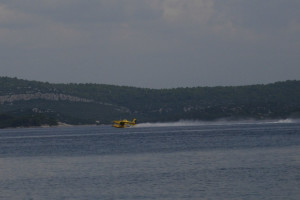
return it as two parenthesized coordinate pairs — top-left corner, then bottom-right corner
(215, 0), (300, 30)
(2, 0), (299, 46)
(161, 0), (214, 24)
(0, 0), (299, 88)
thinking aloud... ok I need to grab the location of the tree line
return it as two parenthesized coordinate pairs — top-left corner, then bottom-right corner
(0, 77), (299, 126)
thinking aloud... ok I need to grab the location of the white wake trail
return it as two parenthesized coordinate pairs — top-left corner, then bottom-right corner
(135, 119), (300, 128)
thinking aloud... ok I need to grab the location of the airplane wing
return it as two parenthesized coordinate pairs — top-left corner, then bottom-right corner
(114, 120), (129, 124)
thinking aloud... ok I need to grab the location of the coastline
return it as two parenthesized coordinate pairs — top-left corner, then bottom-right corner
(1, 118), (299, 130)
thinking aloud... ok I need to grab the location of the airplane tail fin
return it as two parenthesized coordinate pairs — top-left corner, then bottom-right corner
(132, 118), (137, 125)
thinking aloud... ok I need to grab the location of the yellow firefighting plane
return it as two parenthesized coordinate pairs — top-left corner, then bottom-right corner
(113, 118), (137, 128)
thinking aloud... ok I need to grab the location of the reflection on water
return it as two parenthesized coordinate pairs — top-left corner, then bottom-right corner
(0, 123), (300, 200)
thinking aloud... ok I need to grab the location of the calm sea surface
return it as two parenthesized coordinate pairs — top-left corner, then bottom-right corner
(0, 121), (299, 200)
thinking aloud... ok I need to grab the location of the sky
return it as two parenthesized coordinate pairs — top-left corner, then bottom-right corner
(0, 0), (299, 88)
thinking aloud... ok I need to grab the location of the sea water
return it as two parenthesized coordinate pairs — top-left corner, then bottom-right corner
(0, 121), (299, 200)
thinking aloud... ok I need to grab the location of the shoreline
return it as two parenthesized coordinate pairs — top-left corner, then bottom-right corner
(1, 118), (300, 130)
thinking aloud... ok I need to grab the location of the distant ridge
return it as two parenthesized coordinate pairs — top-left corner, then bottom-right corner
(0, 76), (300, 127)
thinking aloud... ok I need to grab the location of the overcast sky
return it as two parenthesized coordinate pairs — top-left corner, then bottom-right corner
(0, 0), (299, 88)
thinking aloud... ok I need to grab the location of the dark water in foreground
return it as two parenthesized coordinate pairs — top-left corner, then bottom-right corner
(0, 122), (299, 200)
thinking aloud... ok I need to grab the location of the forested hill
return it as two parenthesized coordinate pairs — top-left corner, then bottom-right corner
(0, 77), (300, 126)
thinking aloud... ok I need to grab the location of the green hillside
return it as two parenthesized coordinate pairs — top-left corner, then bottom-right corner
(0, 77), (300, 127)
